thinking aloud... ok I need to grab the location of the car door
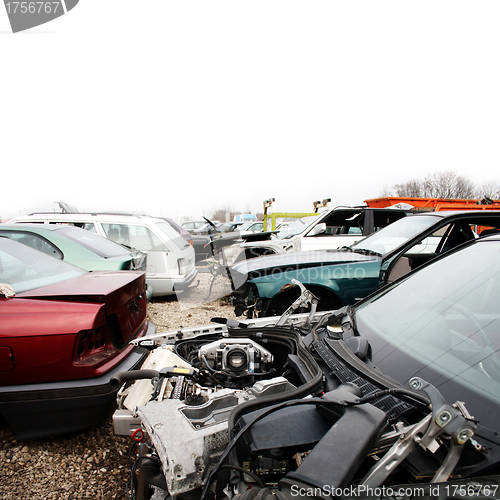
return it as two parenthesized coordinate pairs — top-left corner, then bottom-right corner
(381, 214), (500, 286)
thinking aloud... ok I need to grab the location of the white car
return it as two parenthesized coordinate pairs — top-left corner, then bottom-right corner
(215, 207), (413, 265)
(7, 213), (197, 297)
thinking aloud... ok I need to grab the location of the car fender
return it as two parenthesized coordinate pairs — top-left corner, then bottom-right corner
(250, 261), (381, 306)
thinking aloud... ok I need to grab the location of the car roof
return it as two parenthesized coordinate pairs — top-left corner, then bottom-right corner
(409, 209), (500, 219)
(0, 223), (73, 232)
(0, 223), (77, 234)
(8, 212), (167, 224)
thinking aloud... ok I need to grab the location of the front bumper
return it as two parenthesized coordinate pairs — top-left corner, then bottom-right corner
(0, 321), (155, 441)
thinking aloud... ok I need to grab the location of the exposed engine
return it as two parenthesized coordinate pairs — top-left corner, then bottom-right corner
(112, 286), (497, 500)
(113, 318), (318, 498)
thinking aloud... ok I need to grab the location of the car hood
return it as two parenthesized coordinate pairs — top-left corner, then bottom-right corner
(231, 249), (379, 274)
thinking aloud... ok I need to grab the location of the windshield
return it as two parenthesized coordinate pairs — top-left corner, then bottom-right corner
(276, 216), (319, 239)
(0, 237), (86, 294)
(350, 215), (438, 255)
(156, 221), (189, 250)
(354, 238), (500, 433)
(58, 226), (132, 257)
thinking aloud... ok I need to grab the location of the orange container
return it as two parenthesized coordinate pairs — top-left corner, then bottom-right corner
(364, 197), (500, 211)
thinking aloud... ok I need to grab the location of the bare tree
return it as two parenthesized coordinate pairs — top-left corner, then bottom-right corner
(393, 179), (424, 197)
(393, 171), (477, 199)
(453, 175), (477, 198)
(477, 181), (500, 200)
(422, 172), (454, 198)
(209, 204), (237, 223)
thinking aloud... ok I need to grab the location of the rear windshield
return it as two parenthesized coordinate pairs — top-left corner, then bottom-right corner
(0, 237), (86, 294)
(155, 221), (189, 250)
(57, 226), (130, 257)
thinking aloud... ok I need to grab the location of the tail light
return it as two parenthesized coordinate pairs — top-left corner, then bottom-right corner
(73, 325), (117, 366)
(177, 258), (185, 275)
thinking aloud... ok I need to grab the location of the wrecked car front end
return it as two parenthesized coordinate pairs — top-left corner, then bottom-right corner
(112, 308), (498, 500)
(112, 235), (500, 500)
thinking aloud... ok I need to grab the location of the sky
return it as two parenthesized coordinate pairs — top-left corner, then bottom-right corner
(1, 1), (499, 222)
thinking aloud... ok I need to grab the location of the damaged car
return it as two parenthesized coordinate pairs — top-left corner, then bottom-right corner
(0, 237), (154, 440)
(0, 223), (148, 272)
(212, 207), (413, 267)
(112, 231), (500, 500)
(229, 210), (500, 318)
(8, 212), (198, 297)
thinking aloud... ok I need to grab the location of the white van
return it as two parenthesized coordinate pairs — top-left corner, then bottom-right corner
(7, 213), (197, 297)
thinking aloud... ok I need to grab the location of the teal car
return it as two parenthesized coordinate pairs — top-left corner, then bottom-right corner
(230, 210), (500, 317)
(0, 224), (148, 273)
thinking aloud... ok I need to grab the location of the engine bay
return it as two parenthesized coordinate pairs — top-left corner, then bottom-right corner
(112, 288), (499, 500)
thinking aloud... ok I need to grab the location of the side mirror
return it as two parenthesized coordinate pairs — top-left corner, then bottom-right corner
(308, 223), (326, 237)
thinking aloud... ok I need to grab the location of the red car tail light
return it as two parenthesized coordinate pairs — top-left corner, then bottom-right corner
(73, 325), (117, 366)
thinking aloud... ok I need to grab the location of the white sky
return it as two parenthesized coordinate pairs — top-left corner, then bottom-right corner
(1, 1), (499, 222)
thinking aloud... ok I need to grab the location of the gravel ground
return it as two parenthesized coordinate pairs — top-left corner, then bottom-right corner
(0, 269), (238, 500)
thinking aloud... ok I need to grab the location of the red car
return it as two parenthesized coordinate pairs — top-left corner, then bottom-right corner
(0, 237), (154, 440)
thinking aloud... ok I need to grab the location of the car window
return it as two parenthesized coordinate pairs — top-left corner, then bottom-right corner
(0, 231), (63, 259)
(277, 216), (318, 239)
(156, 221), (189, 249)
(404, 224), (451, 255)
(352, 215), (439, 255)
(182, 221), (204, 230)
(78, 222), (98, 233)
(435, 221), (476, 254)
(45, 221), (99, 234)
(163, 219), (191, 239)
(102, 223), (171, 252)
(317, 210), (363, 236)
(478, 225), (500, 237)
(0, 237), (85, 293)
(56, 227), (130, 257)
(372, 210), (408, 232)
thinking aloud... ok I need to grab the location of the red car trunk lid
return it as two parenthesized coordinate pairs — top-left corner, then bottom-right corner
(17, 271), (147, 346)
